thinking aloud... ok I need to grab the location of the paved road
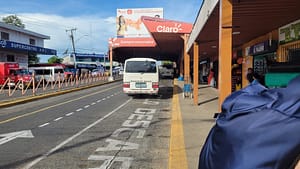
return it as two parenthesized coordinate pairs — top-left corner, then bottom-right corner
(0, 79), (174, 169)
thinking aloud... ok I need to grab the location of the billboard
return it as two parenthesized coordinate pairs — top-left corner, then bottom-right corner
(116, 8), (163, 38)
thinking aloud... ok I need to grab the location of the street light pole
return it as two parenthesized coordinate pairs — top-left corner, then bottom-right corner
(66, 28), (77, 68)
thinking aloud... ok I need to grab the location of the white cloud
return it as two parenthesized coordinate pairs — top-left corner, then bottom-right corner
(1, 13), (116, 61)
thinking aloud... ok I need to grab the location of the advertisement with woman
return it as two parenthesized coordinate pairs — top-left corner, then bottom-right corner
(116, 8), (163, 38)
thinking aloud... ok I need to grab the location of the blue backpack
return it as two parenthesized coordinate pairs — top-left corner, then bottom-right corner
(199, 76), (300, 169)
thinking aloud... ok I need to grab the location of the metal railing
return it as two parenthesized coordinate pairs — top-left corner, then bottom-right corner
(0, 72), (122, 99)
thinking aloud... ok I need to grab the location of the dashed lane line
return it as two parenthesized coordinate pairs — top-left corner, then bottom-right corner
(36, 93), (120, 128)
(38, 123), (50, 128)
(65, 112), (74, 116)
(54, 117), (63, 121)
(23, 98), (132, 169)
(0, 85), (119, 125)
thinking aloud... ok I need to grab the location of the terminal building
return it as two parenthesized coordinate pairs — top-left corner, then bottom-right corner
(0, 21), (56, 68)
(109, 2), (300, 108)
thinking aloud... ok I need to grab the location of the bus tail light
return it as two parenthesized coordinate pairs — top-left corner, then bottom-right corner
(152, 82), (159, 89)
(123, 82), (130, 88)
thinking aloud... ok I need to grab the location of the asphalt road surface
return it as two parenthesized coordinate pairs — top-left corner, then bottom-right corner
(0, 79), (174, 169)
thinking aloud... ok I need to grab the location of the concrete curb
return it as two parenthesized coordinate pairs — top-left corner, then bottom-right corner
(0, 79), (122, 108)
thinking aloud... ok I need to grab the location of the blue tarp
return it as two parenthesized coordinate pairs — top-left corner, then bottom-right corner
(199, 76), (300, 169)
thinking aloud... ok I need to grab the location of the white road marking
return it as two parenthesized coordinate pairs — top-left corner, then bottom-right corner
(38, 123), (50, 128)
(76, 108), (83, 112)
(84, 105), (90, 108)
(66, 112), (74, 116)
(0, 130), (34, 145)
(88, 155), (133, 169)
(97, 100), (102, 103)
(102, 98), (106, 100)
(54, 117), (63, 122)
(91, 102), (96, 105)
(23, 98), (132, 169)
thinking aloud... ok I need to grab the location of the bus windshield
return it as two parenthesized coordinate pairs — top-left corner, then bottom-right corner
(125, 61), (157, 73)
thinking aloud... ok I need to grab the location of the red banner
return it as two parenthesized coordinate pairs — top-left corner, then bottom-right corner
(109, 37), (156, 47)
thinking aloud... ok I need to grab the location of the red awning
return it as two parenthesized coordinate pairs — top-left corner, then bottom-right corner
(141, 16), (193, 34)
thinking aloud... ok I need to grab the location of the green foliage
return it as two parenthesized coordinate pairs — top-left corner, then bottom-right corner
(28, 53), (40, 64)
(48, 56), (63, 64)
(161, 60), (173, 65)
(2, 15), (25, 28)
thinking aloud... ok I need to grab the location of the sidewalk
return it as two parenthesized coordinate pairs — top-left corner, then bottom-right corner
(177, 80), (219, 169)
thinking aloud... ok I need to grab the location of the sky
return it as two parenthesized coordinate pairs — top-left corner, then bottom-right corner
(0, 0), (202, 62)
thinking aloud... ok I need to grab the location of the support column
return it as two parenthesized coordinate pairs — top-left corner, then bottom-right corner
(219, 0), (233, 110)
(184, 34), (190, 83)
(108, 45), (114, 81)
(193, 42), (199, 105)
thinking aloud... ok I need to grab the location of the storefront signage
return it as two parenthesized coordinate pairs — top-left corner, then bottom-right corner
(156, 24), (183, 33)
(142, 16), (192, 34)
(75, 53), (107, 58)
(279, 19), (300, 45)
(111, 37), (156, 47)
(76, 63), (97, 69)
(249, 40), (277, 55)
(0, 40), (56, 55)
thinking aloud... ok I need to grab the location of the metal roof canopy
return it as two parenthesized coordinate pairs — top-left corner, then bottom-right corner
(112, 16), (193, 63)
(187, 0), (300, 57)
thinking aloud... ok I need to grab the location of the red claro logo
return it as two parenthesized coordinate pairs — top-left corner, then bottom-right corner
(127, 9), (133, 14)
(156, 23), (183, 33)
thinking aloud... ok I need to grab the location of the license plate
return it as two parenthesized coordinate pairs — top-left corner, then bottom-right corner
(135, 82), (147, 88)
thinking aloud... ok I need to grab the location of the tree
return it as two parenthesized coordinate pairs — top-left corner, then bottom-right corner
(48, 56), (63, 64)
(2, 15), (25, 28)
(28, 53), (40, 64)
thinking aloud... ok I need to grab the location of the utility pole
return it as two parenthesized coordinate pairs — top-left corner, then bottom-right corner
(66, 28), (77, 68)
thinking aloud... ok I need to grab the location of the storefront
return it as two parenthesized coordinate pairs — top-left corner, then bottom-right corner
(0, 22), (56, 68)
(0, 40), (56, 68)
(265, 19), (300, 88)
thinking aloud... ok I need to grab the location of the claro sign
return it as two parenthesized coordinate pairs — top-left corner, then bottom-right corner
(142, 16), (192, 34)
(156, 24), (183, 33)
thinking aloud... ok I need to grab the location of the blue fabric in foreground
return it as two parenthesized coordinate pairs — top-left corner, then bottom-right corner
(198, 75), (300, 169)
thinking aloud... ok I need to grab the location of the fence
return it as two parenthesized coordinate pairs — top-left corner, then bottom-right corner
(0, 72), (122, 99)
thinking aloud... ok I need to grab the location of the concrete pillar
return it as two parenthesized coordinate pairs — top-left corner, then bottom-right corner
(184, 34), (190, 83)
(193, 42), (199, 105)
(219, 0), (233, 110)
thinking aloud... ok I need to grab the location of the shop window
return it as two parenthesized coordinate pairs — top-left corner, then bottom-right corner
(29, 38), (36, 45)
(1, 32), (9, 40)
(278, 41), (300, 62)
(7, 55), (15, 62)
(288, 48), (300, 63)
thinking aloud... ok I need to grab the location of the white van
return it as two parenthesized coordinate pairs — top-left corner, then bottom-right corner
(123, 58), (159, 95)
(29, 66), (64, 82)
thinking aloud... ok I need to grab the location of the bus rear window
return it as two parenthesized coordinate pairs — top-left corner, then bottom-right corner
(125, 61), (157, 73)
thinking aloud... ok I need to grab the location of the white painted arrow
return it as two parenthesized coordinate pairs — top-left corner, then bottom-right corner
(0, 130), (34, 145)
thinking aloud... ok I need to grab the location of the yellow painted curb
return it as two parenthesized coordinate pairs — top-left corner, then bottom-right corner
(169, 79), (188, 169)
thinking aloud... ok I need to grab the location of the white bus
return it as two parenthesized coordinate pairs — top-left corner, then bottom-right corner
(29, 65), (65, 82)
(123, 58), (159, 95)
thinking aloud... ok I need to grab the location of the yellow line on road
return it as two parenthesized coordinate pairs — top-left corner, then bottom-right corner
(0, 85), (120, 125)
(169, 79), (188, 169)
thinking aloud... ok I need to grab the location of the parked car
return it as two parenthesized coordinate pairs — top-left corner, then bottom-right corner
(159, 64), (174, 79)
(91, 68), (104, 76)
